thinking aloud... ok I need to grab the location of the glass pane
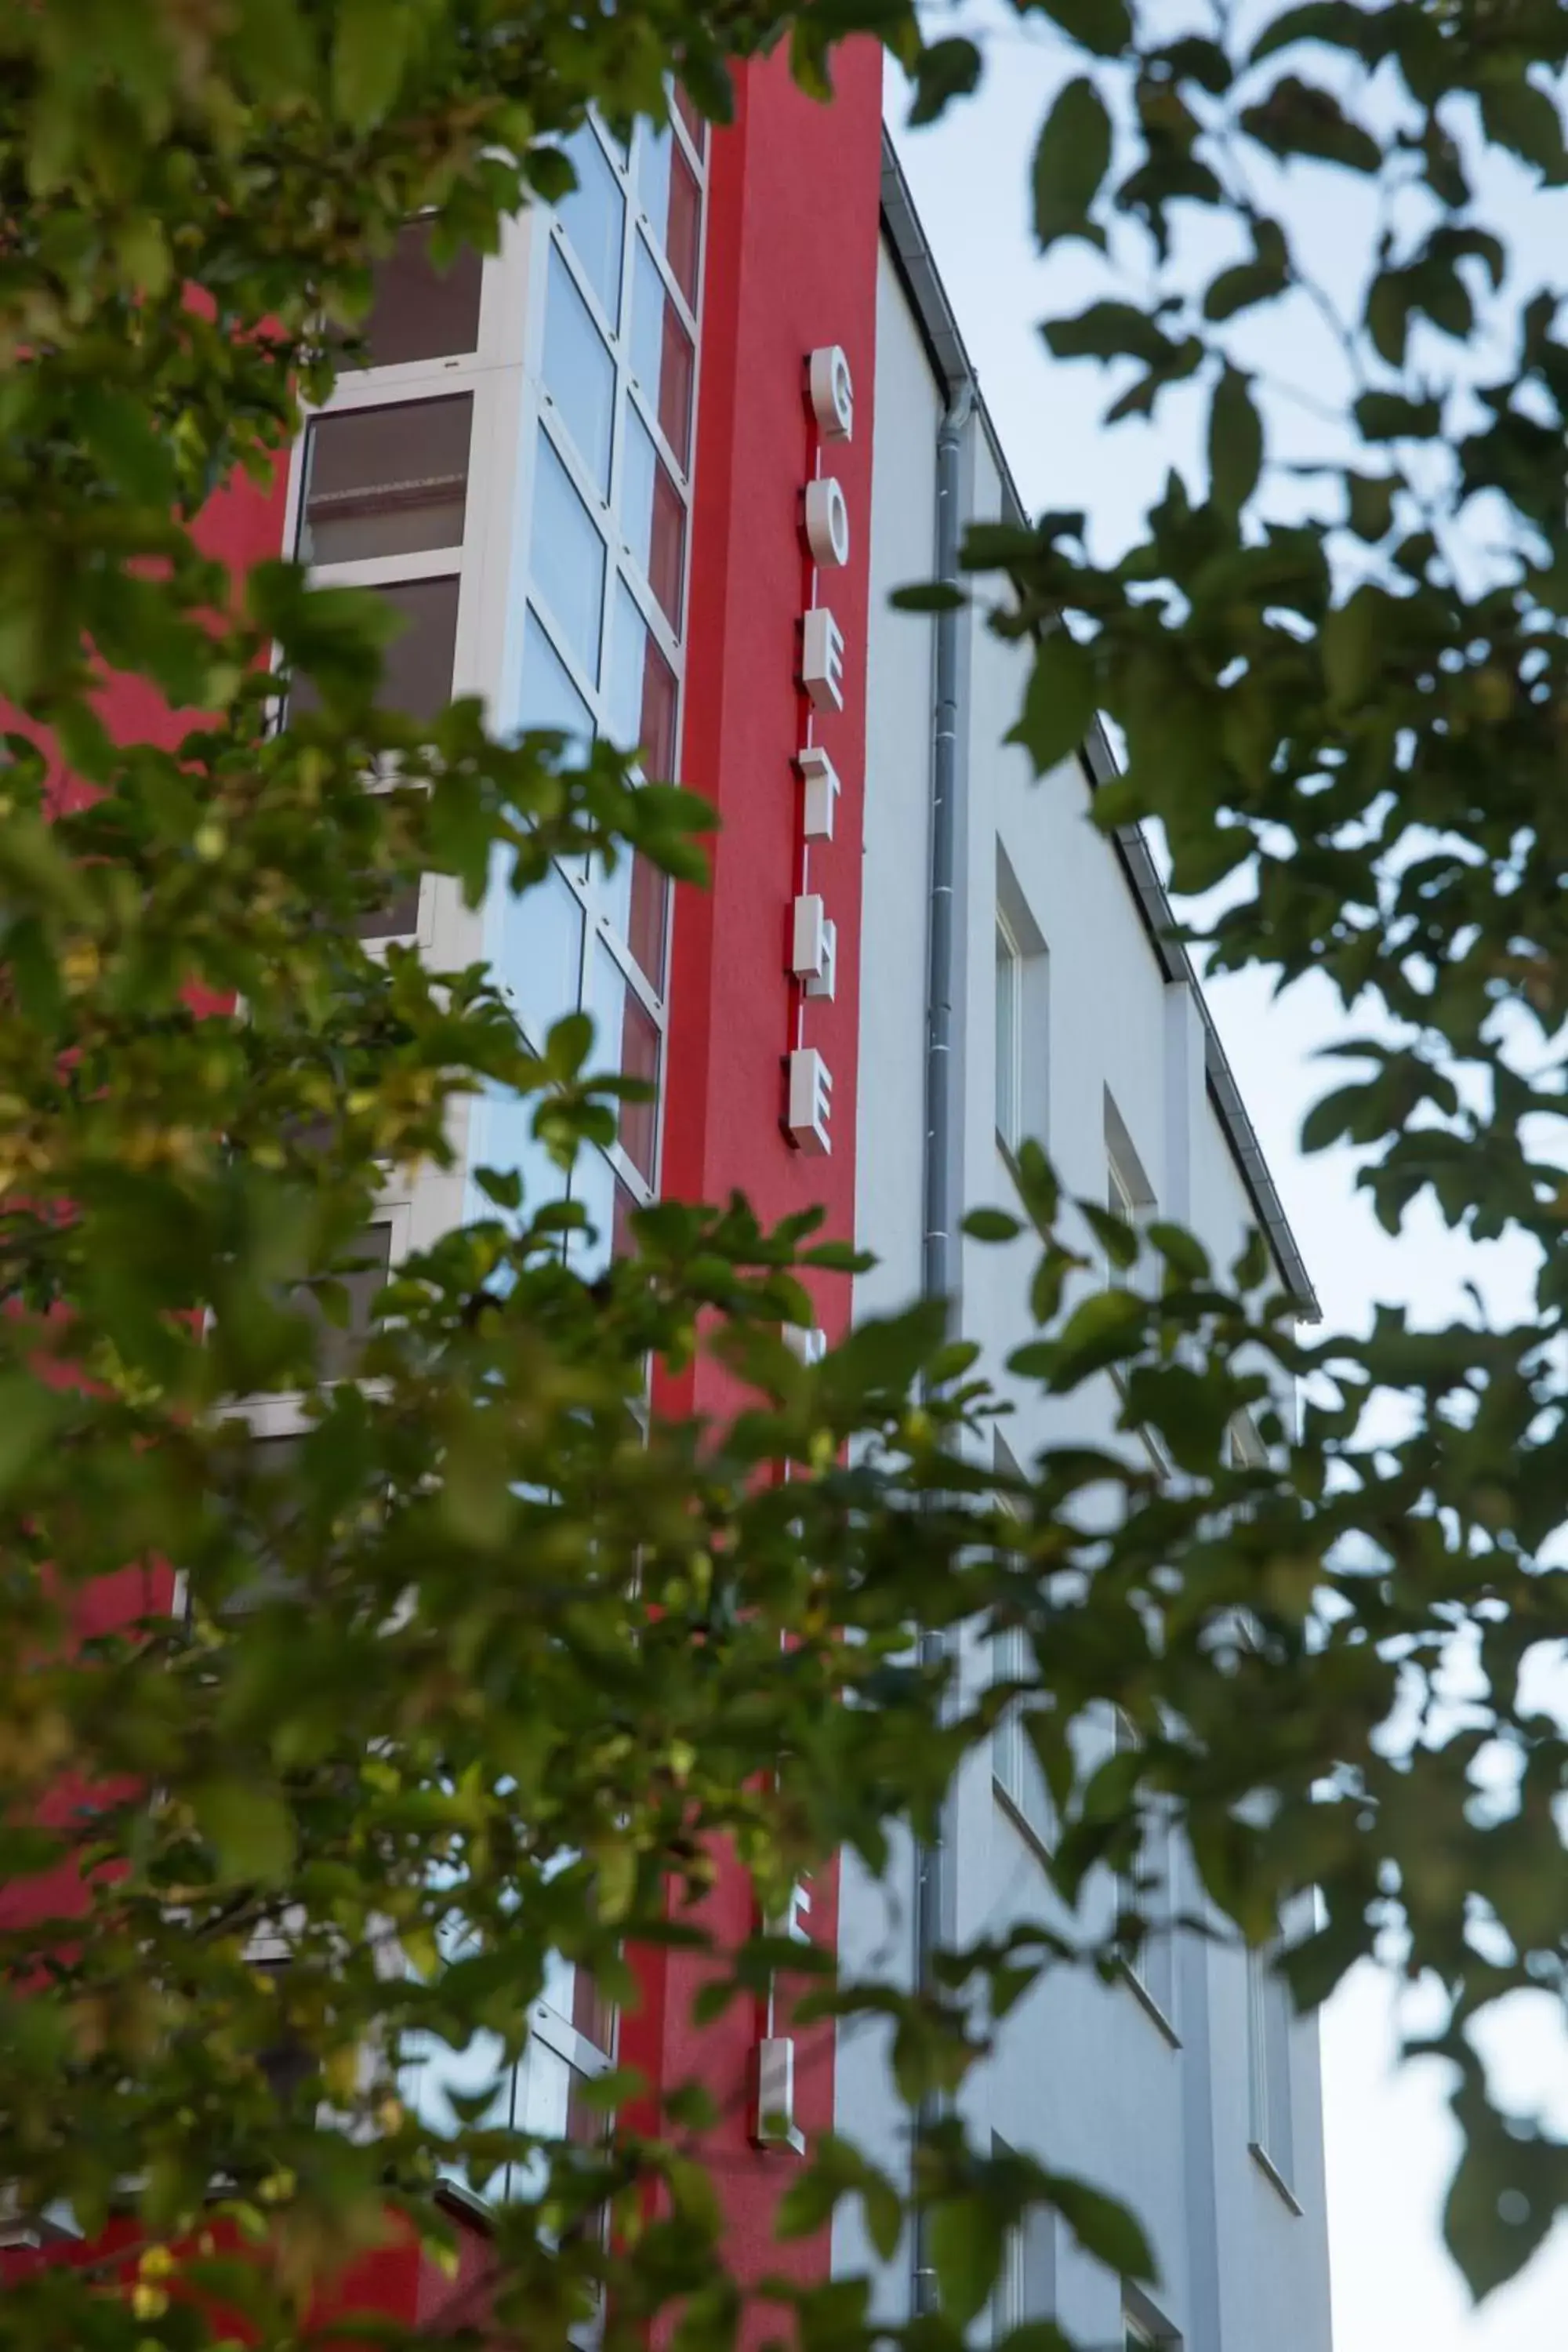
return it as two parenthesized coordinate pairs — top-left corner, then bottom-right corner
(361, 223), (482, 368)
(607, 580), (677, 777)
(557, 125), (625, 330)
(621, 408), (685, 634)
(630, 237), (694, 470)
(289, 575), (459, 722)
(299, 396), (471, 565)
(637, 127), (700, 308)
(379, 577), (461, 718)
(531, 430), (605, 685)
(601, 849), (667, 998)
(592, 941), (659, 1184)
(356, 874), (422, 939)
(520, 608), (593, 757)
(503, 860), (584, 1054)
(543, 245), (615, 499)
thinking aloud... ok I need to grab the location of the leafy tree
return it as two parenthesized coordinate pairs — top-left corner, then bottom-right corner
(2, 0), (1567, 2347)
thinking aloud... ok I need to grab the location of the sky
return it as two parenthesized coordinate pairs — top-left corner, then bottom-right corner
(884, 19), (1568, 2348)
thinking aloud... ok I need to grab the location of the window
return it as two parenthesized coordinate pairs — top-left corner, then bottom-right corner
(608, 579), (678, 778)
(636, 122), (701, 307)
(520, 609), (595, 753)
(1112, 1708), (1177, 2034)
(630, 234), (695, 470)
(994, 853), (1048, 1163)
(543, 244), (616, 498)
(990, 2136), (1055, 2345)
(995, 913), (1022, 1156)
(1121, 2297), (1178, 2350)
(590, 939), (661, 1186)
(557, 123), (626, 329)
(358, 222), (482, 369)
(531, 430), (607, 685)
(1247, 1941), (1297, 2201)
(621, 405), (685, 632)
(1104, 1095), (1154, 1293)
(298, 396), (472, 566)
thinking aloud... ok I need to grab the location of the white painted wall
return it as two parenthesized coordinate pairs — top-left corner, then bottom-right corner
(844, 231), (1333, 2352)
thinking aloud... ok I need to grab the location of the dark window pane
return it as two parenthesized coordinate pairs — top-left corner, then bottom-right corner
(361, 223), (483, 369)
(543, 245), (615, 499)
(622, 410), (684, 634)
(557, 125), (625, 330)
(299, 396), (471, 565)
(630, 238), (693, 470)
(287, 575), (459, 724)
(356, 877), (422, 940)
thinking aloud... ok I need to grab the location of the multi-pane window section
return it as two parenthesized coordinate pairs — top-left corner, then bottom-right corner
(488, 98), (703, 1269)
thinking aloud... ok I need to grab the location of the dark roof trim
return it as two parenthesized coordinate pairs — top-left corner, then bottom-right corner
(879, 128), (1319, 1321)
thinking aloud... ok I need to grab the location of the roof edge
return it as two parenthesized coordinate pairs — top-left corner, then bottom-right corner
(878, 125), (1319, 1321)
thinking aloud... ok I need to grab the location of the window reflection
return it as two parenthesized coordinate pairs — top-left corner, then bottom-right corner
(543, 245), (615, 499)
(531, 432), (606, 685)
(630, 237), (694, 471)
(636, 127), (700, 309)
(592, 942), (659, 1184)
(520, 608), (593, 757)
(621, 409), (684, 635)
(607, 582), (677, 778)
(557, 125), (625, 330)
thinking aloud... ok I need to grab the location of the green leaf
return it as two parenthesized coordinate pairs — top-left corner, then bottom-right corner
(1202, 257), (1289, 322)
(194, 1780), (296, 1887)
(929, 2192), (1005, 2323)
(890, 582), (968, 613)
(1025, 0), (1132, 60)
(1479, 75), (1568, 181)
(1032, 78), (1112, 254)
(907, 38), (982, 127)
(1354, 390), (1443, 442)
(1042, 2171), (1154, 2278)
(332, 0), (414, 129)
(964, 1207), (1025, 1243)
(1008, 629), (1097, 776)
(1240, 74), (1381, 172)
(1208, 368), (1263, 518)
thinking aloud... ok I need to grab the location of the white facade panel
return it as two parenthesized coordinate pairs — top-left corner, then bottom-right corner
(847, 223), (1332, 2352)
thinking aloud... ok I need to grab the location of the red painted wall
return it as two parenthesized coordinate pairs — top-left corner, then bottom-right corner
(636, 38), (885, 2333)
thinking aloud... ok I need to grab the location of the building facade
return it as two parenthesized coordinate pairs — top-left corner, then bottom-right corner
(5, 43), (1332, 2352)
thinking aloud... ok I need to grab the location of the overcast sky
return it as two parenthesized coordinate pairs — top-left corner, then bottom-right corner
(885, 19), (1568, 2346)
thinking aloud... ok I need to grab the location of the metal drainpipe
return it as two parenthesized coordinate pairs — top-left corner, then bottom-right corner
(911, 372), (975, 2322)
